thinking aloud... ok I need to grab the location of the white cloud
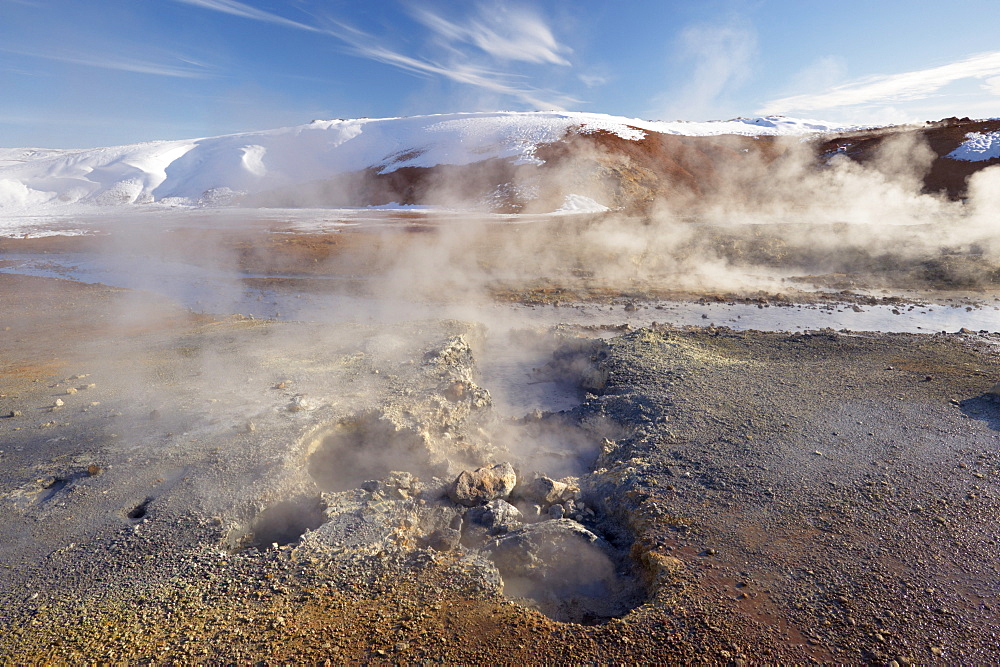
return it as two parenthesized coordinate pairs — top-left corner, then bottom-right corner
(0, 45), (210, 78)
(410, 5), (571, 66)
(786, 55), (848, 95)
(657, 22), (758, 120)
(355, 43), (576, 109)
(761, 51), (1000, 115)
(172, 0), (576, 110)
(983, 76), (1000, 96)
(578, 72), (610, 88)
(172, 0), (320, 33)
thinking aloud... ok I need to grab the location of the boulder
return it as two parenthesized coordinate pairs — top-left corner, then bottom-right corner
(467, 499), (523, 535)
(449, 462), (516, 507)
(521, 475), (579, 505)
(426, 528), (461, 552)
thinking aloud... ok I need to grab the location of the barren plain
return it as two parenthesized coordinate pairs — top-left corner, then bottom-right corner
(1, 221), (999, 664)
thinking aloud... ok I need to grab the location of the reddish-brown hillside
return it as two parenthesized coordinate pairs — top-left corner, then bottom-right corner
(815, 117), (1000, 199)
(250, 118), (1000, 212)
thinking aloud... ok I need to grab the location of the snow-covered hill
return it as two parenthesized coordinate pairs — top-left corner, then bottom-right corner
(0, 112), (859, 213)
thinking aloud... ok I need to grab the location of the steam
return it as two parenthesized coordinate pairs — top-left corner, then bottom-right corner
(11, 115), (1000, 636)
(331, 128), (1000, 302)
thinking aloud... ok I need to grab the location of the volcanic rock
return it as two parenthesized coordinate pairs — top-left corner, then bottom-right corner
(449, 462), (516, 507)
(467, 499), (523, 535)
(521, 475), (579, 505)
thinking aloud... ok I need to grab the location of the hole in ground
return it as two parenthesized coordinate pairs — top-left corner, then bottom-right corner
(502, 413), (622, 479)
(306, 413), (445, 492)
(240, 496), (327, 549)
(39, 477), (70, 504)
(128, 497), (153, 520)
(488, 518), (646, 625)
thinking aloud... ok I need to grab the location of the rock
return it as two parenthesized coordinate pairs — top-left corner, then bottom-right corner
(287, 395), (314, 412)
(65, 387), (77, 395)
(426, 528), (461, 552)
(548, 504), (565, 519)
(362, 471), (418, 500)
(521, 475), (578, 505)
(53, 398), (64, 408)
(442, 381), (467, 402)
(467, 499), (523, 535)
(449, 463), (516, 507)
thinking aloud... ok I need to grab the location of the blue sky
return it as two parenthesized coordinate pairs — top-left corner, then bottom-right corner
(3, 0), (1000, 147)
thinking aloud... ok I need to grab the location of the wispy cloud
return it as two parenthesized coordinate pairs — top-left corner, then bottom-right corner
(761, 51), (1000, 114)
(0, 46), (211, 79)
(579, 72), (610, 88)
(409, 5), (571, 66)
(172, 0), (320, 33)
(352, 42), (577, 110)
(657, 22), (757, 120)
(172, 0), (577, 109)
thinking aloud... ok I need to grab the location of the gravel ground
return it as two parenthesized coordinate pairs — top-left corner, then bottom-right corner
(1, 268), (999, 663)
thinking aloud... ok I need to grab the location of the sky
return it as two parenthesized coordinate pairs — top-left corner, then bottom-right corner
(2, 0), (1000, 148)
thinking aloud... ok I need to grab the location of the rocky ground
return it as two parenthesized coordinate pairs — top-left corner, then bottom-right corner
(1, 225), (999, 663)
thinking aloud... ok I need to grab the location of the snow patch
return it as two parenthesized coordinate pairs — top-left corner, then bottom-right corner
(0, 179), (54, 209)
(240, 145), (267, 177)
(554, 194), (609, 214)
(946, 132), (1000, 161)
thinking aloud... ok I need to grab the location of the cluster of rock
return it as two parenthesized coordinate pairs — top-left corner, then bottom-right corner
(443, 462), (595, 541)
(432, 461), (634, 622)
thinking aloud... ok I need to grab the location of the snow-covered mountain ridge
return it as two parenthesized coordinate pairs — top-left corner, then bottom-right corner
(1, 111), (997, 215)
(0, 112), (862, 212)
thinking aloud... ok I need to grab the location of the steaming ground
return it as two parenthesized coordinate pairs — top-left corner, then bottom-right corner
(2, 208), (1000, 662)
